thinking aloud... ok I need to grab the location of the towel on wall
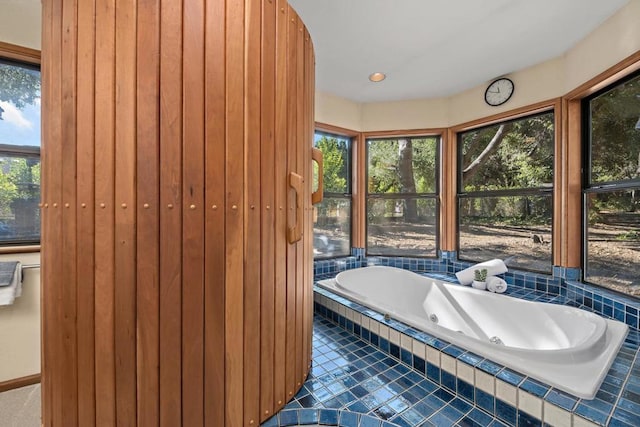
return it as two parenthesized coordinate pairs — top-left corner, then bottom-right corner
(455, 259), (508, 286)
(487, 276), (508, 293)
(0, 261), (23, 306)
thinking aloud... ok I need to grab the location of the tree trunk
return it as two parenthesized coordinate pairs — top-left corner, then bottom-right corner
(463, 123), (513, 182)
(398, 138), (417, 221)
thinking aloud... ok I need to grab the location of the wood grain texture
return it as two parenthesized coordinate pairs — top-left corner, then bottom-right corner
(204, 0), (226, 425)
(75, 0), (96, 424)
(0, 41), (40, 62)
(181, 0), (205, 424)
(40, 0), (53, 423)
(260, 0), (277, 418)
(244, 0), (262, 425)
(562, 100), (582, 267)
(114, 0), (137, 423)
(294, 12), (305, 390)
(285, 5), (298, 402)
(440, 129), (456, 251)
(135, 0), (160, 424)
(273, 0), (289, 412)
(159, 0), (183, 424)
(42, 2), (314, 426)
(94, 0), (117, 423)
(225, 0), (246, 425)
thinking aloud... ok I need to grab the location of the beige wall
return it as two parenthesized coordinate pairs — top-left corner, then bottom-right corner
(0, 1), (40, 50)
(318, 0), (640, 132)
(0, 253), (40, 383)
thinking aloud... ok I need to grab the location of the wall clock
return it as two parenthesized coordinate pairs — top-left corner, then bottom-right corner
(484, 77), (514, 106)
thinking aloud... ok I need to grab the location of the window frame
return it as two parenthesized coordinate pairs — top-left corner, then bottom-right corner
(364, 133), (441, 258)
(313, 128), (353, 259)
(581, 68), (640, 290)
(0, 43), (42, 251)
(456, 109), (555, 272)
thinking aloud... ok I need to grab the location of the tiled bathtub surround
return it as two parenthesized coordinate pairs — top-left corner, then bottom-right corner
(313, 283), (640, 426)
(314, 251), (640, 331)
(262, 316), (507, 427)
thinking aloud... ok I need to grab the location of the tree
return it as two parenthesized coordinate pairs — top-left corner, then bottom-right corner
(315, 135), (348, 193)
(398, 139), (417, 221)
(0, 63), (40, 109)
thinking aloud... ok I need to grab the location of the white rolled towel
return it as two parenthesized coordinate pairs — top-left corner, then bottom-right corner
(455, 259), (508, 286)
(487, 276), (508, 293)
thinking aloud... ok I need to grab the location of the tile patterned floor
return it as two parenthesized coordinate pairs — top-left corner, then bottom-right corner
(263, 316), (507, 427)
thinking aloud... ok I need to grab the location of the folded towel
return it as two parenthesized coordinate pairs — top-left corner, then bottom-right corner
(0, 261), (22, 306)
(455, 259), (508, 285)
(487, 276), (508, 294)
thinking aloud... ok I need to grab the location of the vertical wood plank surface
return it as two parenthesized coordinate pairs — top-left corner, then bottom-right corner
(159, 0), (183, 424)
(40, 0), (53, 424)
(440, 129), (456, 251)
(273, 0), (288, 410)
(42, 2), (315, 425)
(204, 0), (226, 425)
(295, 15), (305, 389)
(114, 0), (138, 424)
(136, 0), (160, 424)
(182, 0), (205, 424)
(76, 0), (96, 424)
(259, 0), (276, 419)
(284, 4), (297, 402)
(225, 0), (246, 425)
(60, 0), (79, 425)
(94, 0), (117, 423)
(244, 0), (262, 425)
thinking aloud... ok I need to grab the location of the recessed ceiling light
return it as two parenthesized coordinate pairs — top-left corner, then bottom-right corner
(368, 72), (386, 82)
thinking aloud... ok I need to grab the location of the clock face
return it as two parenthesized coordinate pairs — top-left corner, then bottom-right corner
(484, 78), (514, 106)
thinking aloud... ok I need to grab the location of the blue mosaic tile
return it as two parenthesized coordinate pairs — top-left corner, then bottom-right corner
(575, 403), (610, 425)
(278, 410), (299, 426)
(611, 407), (640, 426)
(520, 378), (549, 398)
(495, 399), (517, 425)
(517, 410), (542, 427)
(496, 368), (525, 386)
(313, 259), (640, 427)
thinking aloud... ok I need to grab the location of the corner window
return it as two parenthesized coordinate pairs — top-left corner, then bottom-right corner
(584, 70), (640, 295)
(458, 112), (554, 272)
(0, 59), (41, 245)
(313, 131), (351, 258)
(366, 136), (439, 257)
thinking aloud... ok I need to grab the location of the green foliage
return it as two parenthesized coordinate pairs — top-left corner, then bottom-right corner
(474, 268), (487, 282)
(0, 156), (40, 219)
(0, 63), (40, 110)
(616, 230), (640, 241)
(315, 135), (348, 193)
(461, 112), (554, 193)
(589, 73), (640, 185)
(367, 137), (437, 194)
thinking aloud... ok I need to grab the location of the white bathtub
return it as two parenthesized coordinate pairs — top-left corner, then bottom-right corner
(317, 266), (628, 399)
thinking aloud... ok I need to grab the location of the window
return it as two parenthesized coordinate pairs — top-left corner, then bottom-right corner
(458, 112), (554, 272)
(0, 59), (41, 245)
(583, 70), (640, 296)
(366, 135), (438, 257)
(313, 131), (351, 258)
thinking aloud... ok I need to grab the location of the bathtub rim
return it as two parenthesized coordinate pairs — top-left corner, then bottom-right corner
(335, 266), (610, 356)
(318, 267), (629, 400)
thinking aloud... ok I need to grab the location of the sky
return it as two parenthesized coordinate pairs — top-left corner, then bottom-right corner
(0, 96), (40, 147)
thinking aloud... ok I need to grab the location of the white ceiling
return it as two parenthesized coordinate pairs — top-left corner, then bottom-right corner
(289, 0), (630, 103)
